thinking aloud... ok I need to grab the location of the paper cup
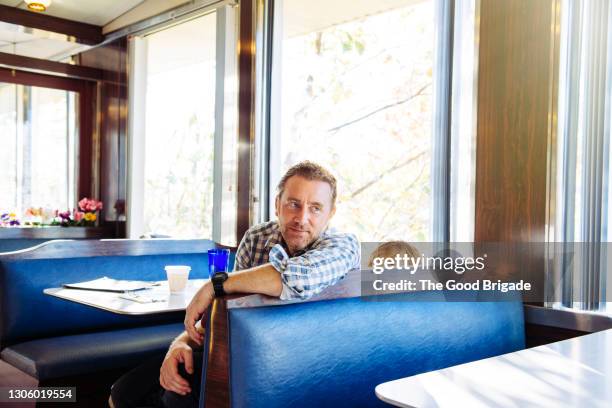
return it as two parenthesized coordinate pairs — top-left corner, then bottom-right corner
(165, 265), (191, 293)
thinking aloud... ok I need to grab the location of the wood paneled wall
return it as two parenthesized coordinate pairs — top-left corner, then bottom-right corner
(79, 38), (128, 236)
(475, 0), (559, 243)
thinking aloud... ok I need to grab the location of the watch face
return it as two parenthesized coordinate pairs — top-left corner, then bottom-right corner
(213, 272), (228, 282)
(212, 272), (228, 297)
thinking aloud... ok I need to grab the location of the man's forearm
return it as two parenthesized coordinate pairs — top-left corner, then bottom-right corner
(223, 263), (283, 297)
(182, 264), (284, 346)
(172, 322), (204, 349)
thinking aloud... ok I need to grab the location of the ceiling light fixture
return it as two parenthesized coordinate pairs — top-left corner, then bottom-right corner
(24, 0), (51, 12)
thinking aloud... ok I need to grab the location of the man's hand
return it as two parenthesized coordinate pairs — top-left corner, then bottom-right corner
(184, 282), (214, 345)
(159, 340), (193, 395)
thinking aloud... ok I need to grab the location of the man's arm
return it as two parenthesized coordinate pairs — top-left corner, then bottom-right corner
(184, 232), (360, 343)
(159, 322), (204, 395)
(160, 232), (259, 395)
(183, 264), (283, 345)
(166, 263), (282, 394)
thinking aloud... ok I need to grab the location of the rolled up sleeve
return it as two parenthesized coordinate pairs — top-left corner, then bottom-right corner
(268, 232), (361, 300)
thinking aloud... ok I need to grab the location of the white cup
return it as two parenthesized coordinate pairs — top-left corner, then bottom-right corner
(165, 265), (191, 293)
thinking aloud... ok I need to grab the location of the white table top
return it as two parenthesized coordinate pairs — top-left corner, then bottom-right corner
(376, 328), (612, 408)
(44, 279), (207, 315)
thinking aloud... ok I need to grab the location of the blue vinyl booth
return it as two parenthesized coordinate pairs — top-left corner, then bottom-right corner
(203, 285), (525, 407)
(0, 239), (234, 387)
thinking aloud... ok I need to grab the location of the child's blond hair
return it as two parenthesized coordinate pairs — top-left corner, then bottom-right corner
(367, 241), (420, 267)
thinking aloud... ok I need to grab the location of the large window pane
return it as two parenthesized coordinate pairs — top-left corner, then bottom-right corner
(0, 83), (17, 209)
(29, 87), (69, 208)
(0, 83), (75, 214)
(270, 0), (435, 242)
(142, 13), (217, 237)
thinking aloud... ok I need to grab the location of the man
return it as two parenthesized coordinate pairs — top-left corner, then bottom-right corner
(110, 161), (360, 407)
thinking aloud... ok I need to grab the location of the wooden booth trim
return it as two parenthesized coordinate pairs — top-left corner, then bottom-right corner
(202, 270), (363, 407)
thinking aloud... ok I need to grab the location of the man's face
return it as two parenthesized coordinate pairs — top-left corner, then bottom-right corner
(275, 175), (336, 254)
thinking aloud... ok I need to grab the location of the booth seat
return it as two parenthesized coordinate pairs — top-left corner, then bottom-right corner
(220, 289), (525, 407)
(0, 239), (231, 385)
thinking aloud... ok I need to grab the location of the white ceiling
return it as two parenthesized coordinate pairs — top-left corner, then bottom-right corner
(0, 21), (85, 60)
(0, 0), (164, 60)
(0, 0), (147, 26)
(0, 0), (426, 61)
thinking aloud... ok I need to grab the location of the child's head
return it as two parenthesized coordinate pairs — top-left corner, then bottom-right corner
(368, 241), (420, 268)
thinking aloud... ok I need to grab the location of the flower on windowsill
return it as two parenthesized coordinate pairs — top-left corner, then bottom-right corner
(54, 198), (103, 227)
(23, 207), (48, 226)
(78, 198), (102, 227)
(0, 213), (20, 227)
(57, 210), (73, 226)
(84, 212), (97, 223)
(78, 198), (103, 213)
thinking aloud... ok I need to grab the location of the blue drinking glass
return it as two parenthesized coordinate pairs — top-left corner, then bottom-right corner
(208, 249), (230, 277)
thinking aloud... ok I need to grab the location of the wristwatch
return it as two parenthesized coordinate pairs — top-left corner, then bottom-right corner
(211, 272), (229, 297)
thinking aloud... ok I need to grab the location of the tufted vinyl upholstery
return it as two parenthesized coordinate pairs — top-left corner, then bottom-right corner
(228, 292), (524, 408)
(0, 253), (208, 348)
(0, 240), (235, 381)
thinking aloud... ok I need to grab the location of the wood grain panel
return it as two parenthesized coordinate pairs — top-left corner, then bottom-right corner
(204, 298), (230, 408)
(475, 0), (559, 243)
(0, 67), (84, 91)
(0, 51), (103, 81)
(78, 80), (96, 199)
(236, 0), (256, 240)
(79, 38), (128, 233)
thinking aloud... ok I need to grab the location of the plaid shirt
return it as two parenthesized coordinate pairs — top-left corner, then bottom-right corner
(235, 220), (360, 300)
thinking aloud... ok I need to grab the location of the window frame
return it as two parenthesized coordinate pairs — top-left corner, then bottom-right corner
(126, 4), (239, 242)
(0, 68), (95, 207)
(250, 0), (477, 243)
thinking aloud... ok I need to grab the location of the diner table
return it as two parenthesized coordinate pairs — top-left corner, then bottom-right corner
(375, 328), (612, 408)
(44, 278), (207, 315)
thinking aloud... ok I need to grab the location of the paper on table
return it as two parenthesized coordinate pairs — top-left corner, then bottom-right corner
(63, 277), (160, 293)
(118, 292), (166, 303)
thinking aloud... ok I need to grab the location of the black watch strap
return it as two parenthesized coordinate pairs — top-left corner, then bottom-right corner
(212, 272), (228, 297)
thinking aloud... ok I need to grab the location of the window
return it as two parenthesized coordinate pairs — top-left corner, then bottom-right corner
(552, 0), (612, 312)
(143, 15), (217, 238)
(128, 6), (239, 242)
(268, 0), (435, 242)
(0, 83), (76, 213)
(258, 0), (477, 243)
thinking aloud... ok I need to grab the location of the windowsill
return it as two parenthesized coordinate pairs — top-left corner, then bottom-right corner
(525, 304), (612, 333)
(0, 226), (116, 240)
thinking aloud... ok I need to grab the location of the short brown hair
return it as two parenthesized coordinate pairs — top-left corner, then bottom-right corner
(277, 161), (337, 205)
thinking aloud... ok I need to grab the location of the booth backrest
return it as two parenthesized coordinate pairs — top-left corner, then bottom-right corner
(0, 239), (234, 348)
(228, 292), (525, 408)
(0, 239), (51, 253)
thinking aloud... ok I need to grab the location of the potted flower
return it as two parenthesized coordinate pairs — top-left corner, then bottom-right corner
(55, 198), (103, 227)
(0, 213), (20, 227)
(78, 198), (103, 227)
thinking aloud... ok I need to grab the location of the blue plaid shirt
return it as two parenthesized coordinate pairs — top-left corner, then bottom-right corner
(235, 220), (360, 300)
